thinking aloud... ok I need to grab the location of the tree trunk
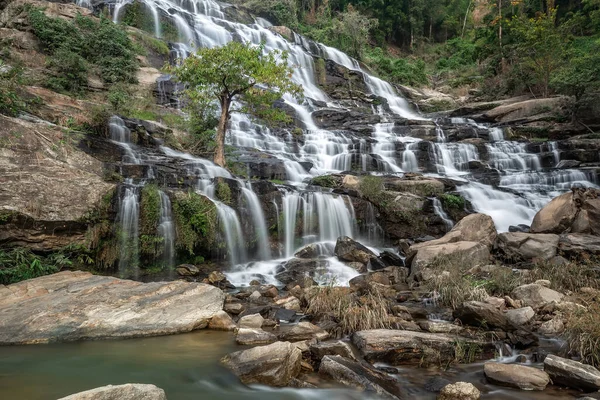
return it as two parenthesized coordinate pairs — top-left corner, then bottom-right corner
(461, 0), (473, 38)
(214, 96), (230, 168)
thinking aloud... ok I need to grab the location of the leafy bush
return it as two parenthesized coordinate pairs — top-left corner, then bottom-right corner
(440, 193), (465, 209)
(365, 47), (428, 87)
(172, 192), (217, 255)
(310, 175), (337, 188)
(0, 248), (66, 284)
(28, 8), (138, 94)
(0, 62), (26, 116)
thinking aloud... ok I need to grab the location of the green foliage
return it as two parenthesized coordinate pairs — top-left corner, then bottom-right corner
(172, 192), (217, 255)
(364, 47), (428, 86)
(215, 179), (233, 206)
(107, 84), (132, 113)
(171, 41), (302, 167)
(243, 0), (298, 27)
(130, 30), (170, 56)
(551, 37), (600, 99)
(440, 193), (465, 209)
(359, 175), (384, 201)
(508, 9), (565, 97)
(27, 8), (138, 95)
(140, 184), (161, 235)
(0, 248), (63, 284)
(310, 175), (337, 188)
(120, 1), (155, 33)
(0, 62), (26, 117)
(46, 48), (88, 95)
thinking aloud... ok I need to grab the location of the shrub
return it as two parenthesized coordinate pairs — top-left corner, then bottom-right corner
(215, 179), (232, 205)
(0, 248), (63, 284)
(440, 193), (465, 209)
(358, 175), (384, 201)
(28, 8), (138, 95)
(172, 192), (217, 255)
(310, 175), (337, 188)
(0, 62), (26, 116)
(564, 295), (600, 368)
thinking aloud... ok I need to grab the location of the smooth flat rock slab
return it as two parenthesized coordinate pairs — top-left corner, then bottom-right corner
(57, 384), (166, 400)
(0, 271), (224, 344)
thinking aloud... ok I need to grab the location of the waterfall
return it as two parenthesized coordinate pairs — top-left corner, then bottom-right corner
(158, 191), (175, 269)
(282, 191), (355, 257)
(432, 198), (454, 230)
(241, 184), (271, 260)
(117, 180), (140, 277)
(109, 116), (140, 164)
(214, 201), (247, 266)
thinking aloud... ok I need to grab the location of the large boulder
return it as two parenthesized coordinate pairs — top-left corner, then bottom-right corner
(352, 329), (488, 366)
(57, 384), (166, 400)
(511, 284), (564, 310)
(483, 97), (571, 124)
(531, 188), (600, 235)
(409, 213), (497, 251)
(221, 341), (302, 387)
(319, 355), (403, 400)
(334, 236), (377, 265)
(484, 362), (549, 390)
(0, 271), (224, 344)
(559, 234), (600, 257)
(544, 354), (600, 391)
(437, 382), (480, 400)
(495, 232), (559, 262)
(235, 328), (277, 346)
(410, 241), (490, 280)
(505, 307), (535, 327)
(453, 301), (510, 330)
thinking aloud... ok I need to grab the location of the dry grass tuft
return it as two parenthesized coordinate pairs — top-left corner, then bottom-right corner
(305, 285), (391, 334)
(564, 292), (600, 368)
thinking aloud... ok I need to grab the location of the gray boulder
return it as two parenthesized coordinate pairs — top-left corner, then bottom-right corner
(511, 284), (564, 310)
(544, 354), (600, 391)
(495, 232), (559, 262)
(453, 301), (510, 330)
(57, 384), (166, 400)
(484, 362), (549, 390)
(0, 271), (224, 345)
(221, 341), (302, 387)
(437, 382), (480, 400)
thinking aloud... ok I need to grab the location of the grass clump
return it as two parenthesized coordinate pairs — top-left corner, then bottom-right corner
(172, 191), (217, 256)
(422, 254), (489, 309)
(358, 175), (384, 202)
(305, 285), (391, 335)
(564, 294), (600, 368)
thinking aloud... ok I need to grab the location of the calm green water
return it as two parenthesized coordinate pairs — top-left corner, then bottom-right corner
(0, 331), (373, 400)
(0, 330), (581, 400)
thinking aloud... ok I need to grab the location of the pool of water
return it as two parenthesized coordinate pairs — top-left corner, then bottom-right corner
(0, 330), (582, 400)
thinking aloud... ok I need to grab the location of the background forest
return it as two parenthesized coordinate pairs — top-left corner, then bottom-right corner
(234, 0), (600, 100)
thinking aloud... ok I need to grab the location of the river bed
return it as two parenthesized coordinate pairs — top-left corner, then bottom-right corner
(0, 330), (581, 399)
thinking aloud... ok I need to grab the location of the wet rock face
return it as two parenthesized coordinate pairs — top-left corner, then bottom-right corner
(221, 341), (302, 387)
(0, 271), (225, 344)
(0, 115), (115, 251)
(57, 384), (167, 400)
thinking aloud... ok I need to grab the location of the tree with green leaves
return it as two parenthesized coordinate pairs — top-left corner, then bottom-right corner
(509, 8), (565, 97)
(172, 41), (302, 167)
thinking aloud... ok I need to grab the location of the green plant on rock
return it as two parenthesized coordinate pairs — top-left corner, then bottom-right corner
(358, 175), (384, 202)
(172, 191), (217, 255)
(440, 193), (465, 209)
(215, 179), (232, 205)
(0, 61), (26, 117)
(0, 248), (61, 284)
(28, 8), (138, 95)
(310, 175), (337, 188)
(139, 184), (164, 261)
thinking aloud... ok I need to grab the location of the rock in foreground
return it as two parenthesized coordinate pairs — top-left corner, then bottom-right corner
(57, 384), (166, 400)
(221, 341), (302, 387)
(544, 354), (600, 391)
(484, 362), (549, 390)
(0, 271), (224, 345)
(319, 355), (403, 399)
(437, 382), (480, 400)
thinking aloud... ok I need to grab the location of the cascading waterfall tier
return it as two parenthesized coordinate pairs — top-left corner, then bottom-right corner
(91, 0), (599, 282)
